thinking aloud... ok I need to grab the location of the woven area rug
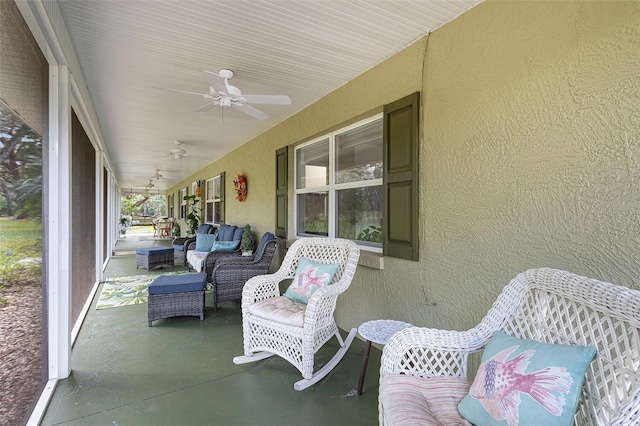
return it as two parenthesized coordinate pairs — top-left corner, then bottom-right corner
(96, 272), (188, 310)
(96, 275), (154, 310)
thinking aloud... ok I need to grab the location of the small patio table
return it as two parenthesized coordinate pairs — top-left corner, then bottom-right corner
(356, 319), (412, 395)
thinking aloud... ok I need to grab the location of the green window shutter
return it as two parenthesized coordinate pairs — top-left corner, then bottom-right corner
(383, 92), (419, 261)
(219, 171), (225, 224)
(275, 147), (288, 238)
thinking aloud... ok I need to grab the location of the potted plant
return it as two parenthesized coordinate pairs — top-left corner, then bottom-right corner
(183, 194), (200, 236)
(240, 224), (255, 256)
(119, 216), (130, 237)
(357, 225), (383, 243)
(172, 221), (181, 238)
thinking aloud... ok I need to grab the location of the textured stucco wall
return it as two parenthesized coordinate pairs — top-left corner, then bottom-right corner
(419, 1), (640, 331)
(169, 1), (640, 333)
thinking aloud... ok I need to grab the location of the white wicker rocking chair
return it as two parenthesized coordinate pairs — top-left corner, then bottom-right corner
(233, 237), (360, 391)
(379, 268), (640, 425)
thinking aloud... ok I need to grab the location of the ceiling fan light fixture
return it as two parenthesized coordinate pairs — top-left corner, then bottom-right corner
(218, 69), (234, 80)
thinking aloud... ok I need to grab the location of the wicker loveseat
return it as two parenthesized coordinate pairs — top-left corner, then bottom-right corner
(172, 223), (215, 265)
(186, 224), (244, 281)
(379, 268), (640, 425)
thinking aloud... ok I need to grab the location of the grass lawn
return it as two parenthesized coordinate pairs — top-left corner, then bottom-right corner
(0, 218), (42, 297)
(0, 217), (42, 259)
(129, 224), (155, 234)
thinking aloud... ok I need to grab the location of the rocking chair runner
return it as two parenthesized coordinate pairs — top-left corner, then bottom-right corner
(233, 237), (360, 391)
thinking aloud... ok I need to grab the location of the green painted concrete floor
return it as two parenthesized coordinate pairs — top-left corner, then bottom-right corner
(41, 233), (381, 425)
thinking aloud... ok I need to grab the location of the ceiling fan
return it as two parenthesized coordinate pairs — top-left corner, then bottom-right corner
(159, 69), (291, 121)
(167, 141), (210, 161)
(169, 140), (189, 159)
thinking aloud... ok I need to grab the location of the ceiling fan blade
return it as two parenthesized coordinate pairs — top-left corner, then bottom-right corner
(154, 87), (209, 98)
(170, 147), (187, 156)
(233, 103), (269, 120)
(194, 101), (218, 113)
(213, 82), (228, 97)
(183, 153), (212, 161)
(202, 70), (220, 79)
(242, 94), (291, 105)
(202, 71), (228, 96)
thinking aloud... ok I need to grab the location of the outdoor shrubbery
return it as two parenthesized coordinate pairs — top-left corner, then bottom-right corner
(0, 218), (42, 305)
(0, 98), (43, 302)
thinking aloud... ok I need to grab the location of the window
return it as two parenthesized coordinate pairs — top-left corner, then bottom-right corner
(295, 115), (383, 251)
(205, 175), (223, 224)
(275, 147), (288, 238)
(167, 194), (174, 218)
(179, 187), (187, 219)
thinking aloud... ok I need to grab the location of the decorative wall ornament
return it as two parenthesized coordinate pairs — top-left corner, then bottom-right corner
(234, 174), (247, 201)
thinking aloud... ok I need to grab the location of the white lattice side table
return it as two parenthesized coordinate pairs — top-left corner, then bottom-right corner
(357, 319), (412, 395)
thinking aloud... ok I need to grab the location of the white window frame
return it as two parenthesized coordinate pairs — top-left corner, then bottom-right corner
(294, 114), (383, 252)
(205, 175), (222, 224)
(167, 194), (174, 218)
(179, 187), (187, 220)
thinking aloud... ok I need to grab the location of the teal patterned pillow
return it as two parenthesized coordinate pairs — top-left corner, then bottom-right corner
(458, 331), (596, 426)
(211, 239), (240, 252)
(284, 258), (339, 304)
(194, 232), (217, 252)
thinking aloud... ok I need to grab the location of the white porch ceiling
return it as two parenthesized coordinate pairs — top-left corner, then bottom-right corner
(57, 0), (482, 192)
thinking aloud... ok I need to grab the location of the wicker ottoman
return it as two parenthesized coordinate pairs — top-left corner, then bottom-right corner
(148, 273), (207, 326)
(136, 247), (174, 270)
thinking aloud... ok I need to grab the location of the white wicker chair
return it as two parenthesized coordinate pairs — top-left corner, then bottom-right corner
(379, 268), (640, 425)
(233, 237), (360, 391)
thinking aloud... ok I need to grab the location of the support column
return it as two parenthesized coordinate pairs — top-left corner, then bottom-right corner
(47, 64), (71, 380)
(95, 152), (104, 280)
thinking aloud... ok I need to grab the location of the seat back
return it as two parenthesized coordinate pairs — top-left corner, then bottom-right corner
(488, 268), (640, 425)
(254, 232), (276, 262)
(217, 224), (242, 242)
(196, 223), (214, 234)
(279, 237), (360, 293)
(159, 219), (173, 235)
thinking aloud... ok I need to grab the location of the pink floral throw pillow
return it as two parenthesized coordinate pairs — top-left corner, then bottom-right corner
(458, 331), (596, 426)
(284, 258), (339, 304)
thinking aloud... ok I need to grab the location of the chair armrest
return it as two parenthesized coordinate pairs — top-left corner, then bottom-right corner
(202, 251), (242, 281)
(204, 250), (241, 265)
(302, 283), (343, 331)
(213, 256), (260, 281)
(174, 236), (195, 250)
(213, 260), (271, 287)
(241, 269), (291, 306)
(380, 326), (492, 379)
(611, 387), (640, 425)
(214, 255), (256, 267)
(212, 256), (258, 274)
(172, 236), (187, 245)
